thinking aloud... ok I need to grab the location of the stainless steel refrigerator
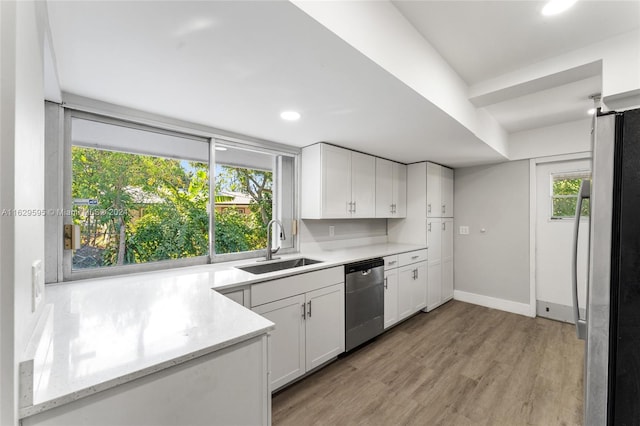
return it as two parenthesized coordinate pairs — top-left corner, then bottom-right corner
(574, 106), (640, 425)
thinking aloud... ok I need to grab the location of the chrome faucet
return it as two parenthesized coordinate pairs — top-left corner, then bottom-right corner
(263, 219), (286, 262)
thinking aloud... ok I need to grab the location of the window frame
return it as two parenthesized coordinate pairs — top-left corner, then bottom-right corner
(46, 104), (300, 282)
(549, 170), (591, 221)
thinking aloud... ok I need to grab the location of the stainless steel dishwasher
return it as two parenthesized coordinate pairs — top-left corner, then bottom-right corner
(344, 258), (385, 352)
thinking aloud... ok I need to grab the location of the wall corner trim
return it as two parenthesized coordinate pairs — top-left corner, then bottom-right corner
(454, 290), (535, 318)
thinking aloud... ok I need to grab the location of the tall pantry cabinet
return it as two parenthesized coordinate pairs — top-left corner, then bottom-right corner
(388, 162), (454, 312)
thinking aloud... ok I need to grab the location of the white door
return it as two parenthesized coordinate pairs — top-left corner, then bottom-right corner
(536, 159), (590, 322)
(441, 219), (454, 301)
(253, 294), (306, 391)
(351, 152), (376, 218)
(305, 283), (345, 371)
(321, 144), (351, 217)
(384, 268), (399, 329)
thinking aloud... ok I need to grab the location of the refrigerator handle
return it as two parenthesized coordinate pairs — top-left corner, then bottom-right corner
(572, 179), (590, 340)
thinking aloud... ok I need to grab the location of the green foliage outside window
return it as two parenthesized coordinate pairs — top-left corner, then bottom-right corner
(71, 146), (274, 270)
(551, 176), (590, 218)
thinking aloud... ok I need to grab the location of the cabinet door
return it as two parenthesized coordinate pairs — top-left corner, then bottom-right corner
(305, 283), (345, 371)
(427, 219), (443, 311)
(441, 166), (454, 218)
(442, 219), (454, 301)
(321, 144), (351, 218)
(398, 265), (415, 320)
(427, 218), (442, 263)
(412, 262), (428, 312)
(393, 163), (407, 218)
(253, 295), (306, 391)
(426, 162), (441, 218)
(351, 152), (376, 218)
(375, 158), (394, 218)
(384, 268), (399, 329)
(427, 262), (442, 312)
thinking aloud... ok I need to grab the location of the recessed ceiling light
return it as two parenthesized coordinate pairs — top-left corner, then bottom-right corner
(280, 111), (301, 121)
(542, 0), (578, 16)
(588, 108), (596, 115)
(215, 146), (227, 151)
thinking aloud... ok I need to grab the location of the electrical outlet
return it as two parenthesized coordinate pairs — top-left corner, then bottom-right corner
(329, 226), (335, 237)
(32, 260), (44, 312)
(459, 226), (469, 235)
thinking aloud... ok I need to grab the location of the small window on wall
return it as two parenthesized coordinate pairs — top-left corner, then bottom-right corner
(69, 117), (210, 273)
(550, 171), (591, 219)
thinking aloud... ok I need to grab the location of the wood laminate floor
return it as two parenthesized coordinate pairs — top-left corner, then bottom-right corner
(272, 300), (584, 426)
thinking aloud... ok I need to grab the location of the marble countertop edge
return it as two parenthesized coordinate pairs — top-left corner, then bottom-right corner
(19, 325), (273, 419)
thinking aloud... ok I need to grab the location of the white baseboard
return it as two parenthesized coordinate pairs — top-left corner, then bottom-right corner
(454, 290), (535, 318)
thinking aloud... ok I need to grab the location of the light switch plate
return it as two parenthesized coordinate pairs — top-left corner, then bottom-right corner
(32, 260), (44, 312)
(459, 226), (469, 235)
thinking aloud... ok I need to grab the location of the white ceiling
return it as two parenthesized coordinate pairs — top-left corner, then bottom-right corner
(46, 1), (640, 167)
(393, 0), (640, 86)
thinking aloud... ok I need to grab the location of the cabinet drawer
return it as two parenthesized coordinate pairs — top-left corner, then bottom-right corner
(251, 266), (344, 307)
(399, 249), (428, 266)
(383, 255), (399, 270)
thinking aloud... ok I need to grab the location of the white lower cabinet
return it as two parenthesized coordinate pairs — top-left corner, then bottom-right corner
(385, 250), (427, 327)
(383, 267), (399, 329)
(251, 267), (345, 391)
(253, 295), (306, 390)
(399, 262), (427, 320)
(427, 217), (454, 311)
(305, 284), (345, 370)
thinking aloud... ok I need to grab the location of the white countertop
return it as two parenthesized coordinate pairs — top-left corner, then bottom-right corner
(21, 242), (425, 418)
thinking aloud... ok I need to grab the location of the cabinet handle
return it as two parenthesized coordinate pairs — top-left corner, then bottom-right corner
(353, 201), (356, 213)
(301, 303), (306, 320)
(384, 277), (388, 289)
(411, 255), (419, 260)
(442, 222), (446, 231)
(428, 223), (431, 232)
(427, 204), (431, 213)
(307, 301), (312, 318)
(415, 268), (419, 279)
(347, 201), (353, 213)
(388, 260), (397, 265)
(442, 205), (446, 214)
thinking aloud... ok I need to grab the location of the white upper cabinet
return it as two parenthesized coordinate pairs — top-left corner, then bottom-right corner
(375, 158), (407, 218)
(426, 162), (442, 218)
(350, 151), (376, 218)
(441, 166), (454, 218)
(426, 162), (453, 218)
(301, 144), (376, 219)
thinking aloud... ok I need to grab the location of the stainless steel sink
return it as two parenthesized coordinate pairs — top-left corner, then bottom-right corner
(237, 258), (323, 275)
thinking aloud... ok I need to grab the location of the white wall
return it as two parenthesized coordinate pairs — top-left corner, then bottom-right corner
(508, 118), (591, 161)
(0, 2), (17, 424)
(454, 160), (530, 305)
(0, 1), (47, 424)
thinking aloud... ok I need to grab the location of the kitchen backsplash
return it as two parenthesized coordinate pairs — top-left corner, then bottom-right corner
(299, 219), (387, 251)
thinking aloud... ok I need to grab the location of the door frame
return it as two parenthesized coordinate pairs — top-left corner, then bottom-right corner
(529, 152), (591, 317)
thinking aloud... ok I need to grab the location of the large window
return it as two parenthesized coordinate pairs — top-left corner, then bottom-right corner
(54, 111), (297, 280)
(550, 171), (591, 219)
